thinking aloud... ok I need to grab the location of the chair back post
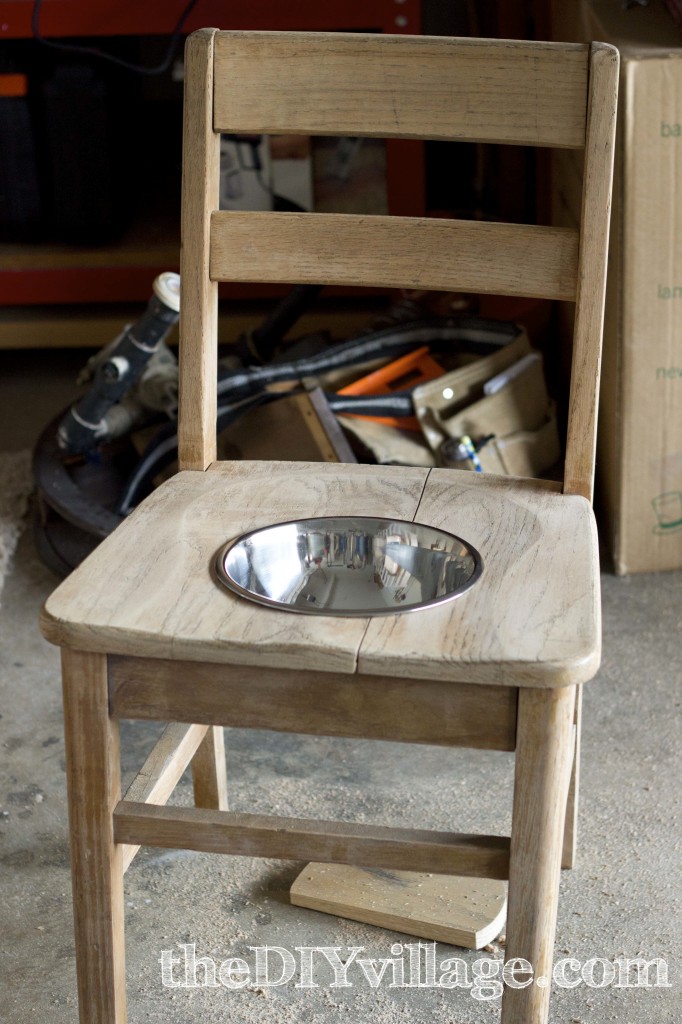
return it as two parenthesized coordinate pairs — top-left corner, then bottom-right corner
(563, 42), (619, 501)
(178, 27), (220, 471)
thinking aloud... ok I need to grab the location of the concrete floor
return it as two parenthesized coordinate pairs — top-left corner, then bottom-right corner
(0, 348), (680, 1023)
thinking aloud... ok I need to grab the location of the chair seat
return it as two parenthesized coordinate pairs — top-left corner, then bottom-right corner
(41, 461), (600, 687)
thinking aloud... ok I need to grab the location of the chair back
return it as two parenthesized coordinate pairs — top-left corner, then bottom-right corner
(179, 29), (618, 500)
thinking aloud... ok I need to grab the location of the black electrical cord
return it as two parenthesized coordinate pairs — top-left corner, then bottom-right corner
(31, 0), (198, 76)
(114, 318), (519, 512)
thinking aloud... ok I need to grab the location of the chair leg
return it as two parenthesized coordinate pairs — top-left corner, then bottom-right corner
(191, 725), (229, 809)
(562, 686), (582, 869)
(500, 685), (576, 1024)
(61, 649), (127, 1024)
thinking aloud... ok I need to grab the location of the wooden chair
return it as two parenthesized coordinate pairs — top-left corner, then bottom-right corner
(40, 29), (618, 1024)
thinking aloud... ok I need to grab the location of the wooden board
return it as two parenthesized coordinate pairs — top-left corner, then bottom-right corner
(502, 686), (576, 1023)
(357, 468), (601, 687)
(563, 43), (620, 500)
(61, 650), (126, 1022)
(290, 863), (507, 950)
(113, 802), (511, 879)
(210, 212), (579, 301)
(41, 463), (600, 686)
(120, 722), (209, 873)
(214, 32), (589, 148)
(40, 462), (428, 674)
(179, 28), (220, 471)
(109, 658), (519, 751)
(220, 388), (356, 463)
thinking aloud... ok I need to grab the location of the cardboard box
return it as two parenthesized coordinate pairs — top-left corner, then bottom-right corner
(550, 0), (682, 573)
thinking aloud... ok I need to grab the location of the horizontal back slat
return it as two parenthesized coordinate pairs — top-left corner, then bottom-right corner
(210, 212), (579, 301)
(214, 32), (589, 148)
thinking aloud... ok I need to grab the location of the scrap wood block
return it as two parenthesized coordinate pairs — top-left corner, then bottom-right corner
(290, 862), (507, 950)
(220, 387), (356, 463)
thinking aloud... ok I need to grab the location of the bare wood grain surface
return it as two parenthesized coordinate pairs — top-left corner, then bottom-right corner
(358, 469), (601, 686)
(109, 657), (519, 751)
(562, 686), (583, 869)
(191, 726), (229, 811)
(214, 32), (589, 148)
(123, 723), (209, 805)
(113, 802), (511, 879)
(210, 213), (579, 300)
(61, 650), (127, 1023)
(41, 463), (427, 673)
(290, 863), (507, 949)
(564, 43), (620, 500)
(178, 28), (220, 471)
(501, 686), (576, 1023)
(41, 464), (600, 686)
(121, 721), (209, 872)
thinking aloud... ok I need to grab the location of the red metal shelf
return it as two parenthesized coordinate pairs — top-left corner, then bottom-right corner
(0, 0), (421, 40)
(0, 1), (424, 308)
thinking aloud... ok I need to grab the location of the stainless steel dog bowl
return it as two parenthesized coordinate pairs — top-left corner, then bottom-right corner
(214, 516), (482, 616)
